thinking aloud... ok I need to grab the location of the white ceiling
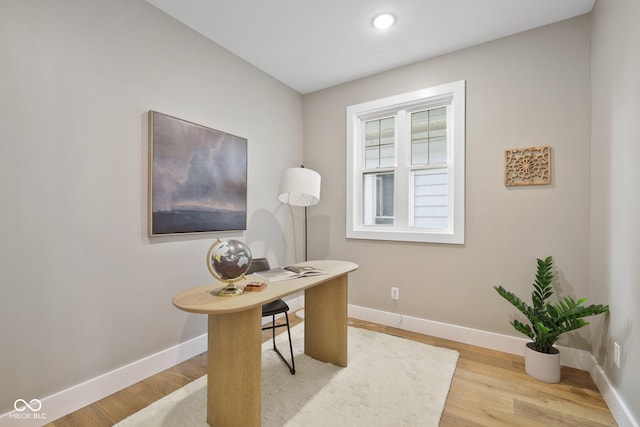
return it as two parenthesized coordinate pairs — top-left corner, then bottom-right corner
(146, 0), (595, 94)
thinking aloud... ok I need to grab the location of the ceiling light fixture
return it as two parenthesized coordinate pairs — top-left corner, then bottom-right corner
(372, 13), (396, 30)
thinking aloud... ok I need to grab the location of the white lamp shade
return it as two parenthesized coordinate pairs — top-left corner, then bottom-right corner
(278, 167), (321, 207)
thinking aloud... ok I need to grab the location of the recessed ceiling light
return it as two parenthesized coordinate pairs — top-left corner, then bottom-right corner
(372, 13), (396, 30)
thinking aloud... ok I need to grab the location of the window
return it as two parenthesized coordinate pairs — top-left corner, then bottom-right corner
(346, 81), (465, 244)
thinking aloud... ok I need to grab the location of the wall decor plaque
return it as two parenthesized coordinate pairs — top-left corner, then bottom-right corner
(504, 145), (551, 186)
(148, 111), (247, 235)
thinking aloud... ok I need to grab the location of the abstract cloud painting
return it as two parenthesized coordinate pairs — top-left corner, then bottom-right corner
(149, 111), (247, 235)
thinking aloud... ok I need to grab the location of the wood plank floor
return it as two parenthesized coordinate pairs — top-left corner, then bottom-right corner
(46, 311), (617, 426)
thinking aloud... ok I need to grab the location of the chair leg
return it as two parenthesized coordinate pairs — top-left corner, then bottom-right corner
(271, 315), (277, 351)
(269, 312), (296, 375)
(284, 312), (295, 374)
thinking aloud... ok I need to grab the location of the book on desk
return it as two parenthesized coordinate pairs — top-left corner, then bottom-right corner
(253, 265), (327, 282)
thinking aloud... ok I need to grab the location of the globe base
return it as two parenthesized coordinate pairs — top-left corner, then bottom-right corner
(216, 284), (244, 297)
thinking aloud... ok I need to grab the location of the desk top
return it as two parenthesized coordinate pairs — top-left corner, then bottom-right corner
(173, 260), (358, 315)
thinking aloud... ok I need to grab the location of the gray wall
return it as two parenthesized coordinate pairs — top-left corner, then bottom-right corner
(0, 0), (303, 414)
(304, 16), (593, 341)
(591, 0), (640, 420)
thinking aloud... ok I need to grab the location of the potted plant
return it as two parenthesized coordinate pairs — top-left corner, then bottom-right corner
(494, 256), (609, 383)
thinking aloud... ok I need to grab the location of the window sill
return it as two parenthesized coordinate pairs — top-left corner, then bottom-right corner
(346, 228), (464, 244)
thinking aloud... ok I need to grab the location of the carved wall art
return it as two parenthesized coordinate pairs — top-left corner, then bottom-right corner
(504, 145), (551, 186)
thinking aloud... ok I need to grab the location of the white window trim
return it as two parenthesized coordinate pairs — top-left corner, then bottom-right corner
(346, 80), (465, 244)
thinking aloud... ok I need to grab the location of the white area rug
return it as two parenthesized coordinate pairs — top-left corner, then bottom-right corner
(116, 324), (459, 427)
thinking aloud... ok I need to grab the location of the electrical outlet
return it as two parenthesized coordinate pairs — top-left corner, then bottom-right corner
(391, 287), (400, 301)
(613, 342), (621, 368)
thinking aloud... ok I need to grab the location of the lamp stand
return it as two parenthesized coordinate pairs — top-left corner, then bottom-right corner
(296, 205), (309, 320)
(304, 206), (308, 262)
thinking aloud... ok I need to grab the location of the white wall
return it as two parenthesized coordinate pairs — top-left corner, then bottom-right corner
(304, 15), (594, 344)
(0, 0), (303, 415)
(591, 0), (640, 422)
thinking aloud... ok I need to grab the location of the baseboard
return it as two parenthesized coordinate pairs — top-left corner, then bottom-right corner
(347, 304), (592, 369)
(348, 304), (529, 356)
(591, 362), (639, 427)
(347, 304), (637, 427)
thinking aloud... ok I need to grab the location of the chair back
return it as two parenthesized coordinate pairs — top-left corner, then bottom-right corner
(246, 258), (270, 274)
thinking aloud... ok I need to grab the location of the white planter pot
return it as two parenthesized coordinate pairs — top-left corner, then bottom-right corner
(524, 342), (561, 383)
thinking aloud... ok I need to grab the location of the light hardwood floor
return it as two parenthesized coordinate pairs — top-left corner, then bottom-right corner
(47, 311), (617, 426)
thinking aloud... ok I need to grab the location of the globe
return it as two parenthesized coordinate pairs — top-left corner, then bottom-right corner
(206, 238), (252, 296)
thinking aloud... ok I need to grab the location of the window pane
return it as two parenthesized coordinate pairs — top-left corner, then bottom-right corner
(411, 107), (447, 166)
(412, 169), (448, 229)
(429, 136), (446, 163)
(379, 145), (395, 167)
(365, 121), (380, 146)
(363, 172), (394, 225)
(364, 117), (395, 168)
(411, 111), (429, 138)
(380, 117), (395, 139)
(429, 107), (446, 131)
(411, 139), (429, 164)
(365, 146), (379, 169)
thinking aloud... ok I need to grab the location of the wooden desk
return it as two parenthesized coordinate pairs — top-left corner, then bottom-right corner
(173, 260), (358, 426)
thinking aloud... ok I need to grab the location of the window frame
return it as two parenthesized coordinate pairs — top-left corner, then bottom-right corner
(346, 80), (466, 244)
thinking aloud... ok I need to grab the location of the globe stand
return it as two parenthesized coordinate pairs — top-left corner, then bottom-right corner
(215, 279), (245, 297)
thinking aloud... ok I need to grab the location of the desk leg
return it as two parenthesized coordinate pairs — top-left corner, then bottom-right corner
(304, 274), (348, 367)
(207, 307), (261, 426)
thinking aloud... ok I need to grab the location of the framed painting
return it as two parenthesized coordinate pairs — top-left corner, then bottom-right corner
(148, 111), (247, 235)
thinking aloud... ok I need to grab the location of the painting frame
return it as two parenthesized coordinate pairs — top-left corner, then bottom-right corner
(148, 111), (247, 236)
